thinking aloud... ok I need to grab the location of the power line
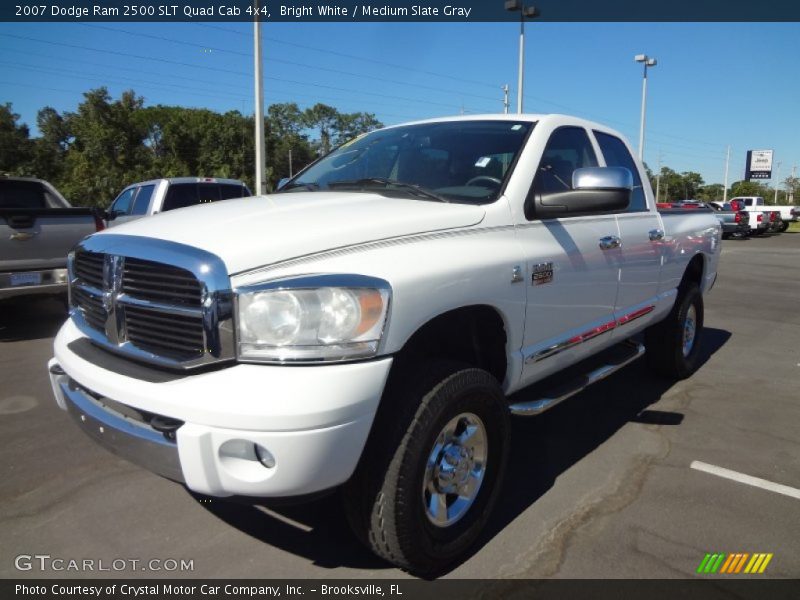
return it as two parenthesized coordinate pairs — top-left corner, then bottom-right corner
(194, 22), (502, 90)
(1, 33), (491, 113)
(78, 24), (502, 104)
(0, 61), (251, 102)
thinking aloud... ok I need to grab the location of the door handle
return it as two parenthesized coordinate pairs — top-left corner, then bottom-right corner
(648, 229), (665, 241)
(598, 235), (621, 250)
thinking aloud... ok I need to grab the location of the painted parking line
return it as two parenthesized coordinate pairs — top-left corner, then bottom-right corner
(690, 461), (800, 501)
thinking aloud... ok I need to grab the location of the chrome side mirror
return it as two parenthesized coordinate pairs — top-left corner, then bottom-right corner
(572, 167), (633, 191)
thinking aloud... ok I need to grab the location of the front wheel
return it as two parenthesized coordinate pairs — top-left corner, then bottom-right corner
(343, 361), (509, 575)
(645, 283), (704, 379)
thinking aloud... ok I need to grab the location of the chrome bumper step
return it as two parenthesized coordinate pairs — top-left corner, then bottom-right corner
(509, 340), (645, 416)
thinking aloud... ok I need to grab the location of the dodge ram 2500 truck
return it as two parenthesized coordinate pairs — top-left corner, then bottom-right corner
(48, 115), (721, 574)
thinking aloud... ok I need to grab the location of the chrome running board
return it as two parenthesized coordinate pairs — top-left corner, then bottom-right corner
(509, 340), (645, 417)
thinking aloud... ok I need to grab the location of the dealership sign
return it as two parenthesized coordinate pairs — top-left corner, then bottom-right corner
(745, 150), (774, 180)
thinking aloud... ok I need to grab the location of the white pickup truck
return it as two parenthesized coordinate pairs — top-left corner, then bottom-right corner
(106, 177), (251, 227)
(48, 115), (721, 574)
(729, 196), (798, 233)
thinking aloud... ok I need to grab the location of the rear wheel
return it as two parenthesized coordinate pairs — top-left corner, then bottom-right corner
(343, 361), (509, 575)
(778, 221), (789, 233)
(645, 283), (704, 379)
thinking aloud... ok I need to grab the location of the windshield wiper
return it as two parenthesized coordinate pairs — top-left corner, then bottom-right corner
(277, 182), (320, 192)
(326, 178), (449, 203)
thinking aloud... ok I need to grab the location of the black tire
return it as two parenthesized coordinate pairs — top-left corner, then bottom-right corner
(778, 221), (789, 233)
(645, 283), (704, 379)
(721, 233), (730, 240)
(343, 360), (509, 575)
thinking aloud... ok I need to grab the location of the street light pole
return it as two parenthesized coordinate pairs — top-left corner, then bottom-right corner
(773, 162), (781, 204)
(634, 54), (657, 161)
(254, 5), (266, 195)
(505, 1), (539, 114)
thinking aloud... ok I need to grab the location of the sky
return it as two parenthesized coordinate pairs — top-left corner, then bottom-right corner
(0, 20), (798, 186)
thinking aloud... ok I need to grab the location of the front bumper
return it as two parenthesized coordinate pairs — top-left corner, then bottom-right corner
(50, 319), (392, 497)
(0, 268), (68, 299)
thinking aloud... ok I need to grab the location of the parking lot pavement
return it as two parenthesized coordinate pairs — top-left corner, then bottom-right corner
(1, 232), (798, 579)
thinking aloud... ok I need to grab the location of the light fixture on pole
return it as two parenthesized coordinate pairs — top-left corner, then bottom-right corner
(634, 53), (657, 160)
(505, 1), (539, 114)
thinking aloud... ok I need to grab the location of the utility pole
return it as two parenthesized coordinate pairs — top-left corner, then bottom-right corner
(254, 5), (266, 195)
(289, 148), (293, 178)
(502, 84), (509, 114)
(790, 165), (797, 203)
(773, 162), (781, 204)
(723, 145), (730, 203)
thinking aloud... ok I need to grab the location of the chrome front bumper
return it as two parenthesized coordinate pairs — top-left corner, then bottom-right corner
(53, 369), (184, 483)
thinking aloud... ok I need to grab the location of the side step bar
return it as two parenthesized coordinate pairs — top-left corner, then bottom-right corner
(509, 340), (645, 416)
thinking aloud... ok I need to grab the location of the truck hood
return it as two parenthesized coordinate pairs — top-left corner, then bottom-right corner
(98, 192), (485, 274)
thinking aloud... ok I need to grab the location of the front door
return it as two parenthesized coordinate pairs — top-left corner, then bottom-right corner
(516, 125), (622, 387)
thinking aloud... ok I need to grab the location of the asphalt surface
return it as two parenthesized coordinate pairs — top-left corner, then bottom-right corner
(1, 232), (798, 580)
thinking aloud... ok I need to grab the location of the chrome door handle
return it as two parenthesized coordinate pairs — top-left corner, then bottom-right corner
(599, 235), (621, 250)
(648, 229), (665, 241)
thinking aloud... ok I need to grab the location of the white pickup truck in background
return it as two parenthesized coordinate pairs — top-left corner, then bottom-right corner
(106, 177), (251, 227)
(49, 114), (721, 574)
(730, 196), (798, 233)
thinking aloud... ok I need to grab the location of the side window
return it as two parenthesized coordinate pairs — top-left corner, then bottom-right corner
(162, 184), (199, 211)
(526, 126), (598, 219)
(594, 131), (646, 212)
(131, 185), (155, 215)
(110, 188), (135, 215)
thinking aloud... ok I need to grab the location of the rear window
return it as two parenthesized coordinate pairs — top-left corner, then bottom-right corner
(0, 180), (46, 209)
(220, 184), (248, 199)
(163, 182), (247, 211)
(162, 184), (203, 211)
(594, 131), (647, 212)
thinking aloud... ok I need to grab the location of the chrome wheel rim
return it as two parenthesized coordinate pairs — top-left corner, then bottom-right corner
(682, 304), (697, 357)
(422, 412), (487, 528)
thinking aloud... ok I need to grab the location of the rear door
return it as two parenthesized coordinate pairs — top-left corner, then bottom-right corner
(592, 130), (663, 336)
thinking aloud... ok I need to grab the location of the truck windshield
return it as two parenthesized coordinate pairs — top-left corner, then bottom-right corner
(280, 120), (533, 204)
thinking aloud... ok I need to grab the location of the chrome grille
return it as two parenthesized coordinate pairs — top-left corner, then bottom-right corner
(125, 306), (205, 359)
(71, 285), (106, 332)
(69, 236), (234, 369)
(122, 258), (202, 306)
(74, 251), (104, 289)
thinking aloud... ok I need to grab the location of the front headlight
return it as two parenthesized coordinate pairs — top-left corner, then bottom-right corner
(236, 274), (391, 363)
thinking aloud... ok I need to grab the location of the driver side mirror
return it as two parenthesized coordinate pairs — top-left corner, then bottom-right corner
(534, 166), (632, 219)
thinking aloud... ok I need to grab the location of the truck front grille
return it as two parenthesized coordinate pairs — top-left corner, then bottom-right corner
(69, 241), (233, 369)
(71, 285), (106, 332)
(125, 306), (205, 359)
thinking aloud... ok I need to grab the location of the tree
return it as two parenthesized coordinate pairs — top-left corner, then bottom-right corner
(0, 103), (33, 174)
(60, 88), (153, 206)
(334, 112), (382, 146)
(303, 103), (340, 155)
(783, 175), (799, 202)
(28, 107), (69, 183)
(729, 180), (770, 199)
